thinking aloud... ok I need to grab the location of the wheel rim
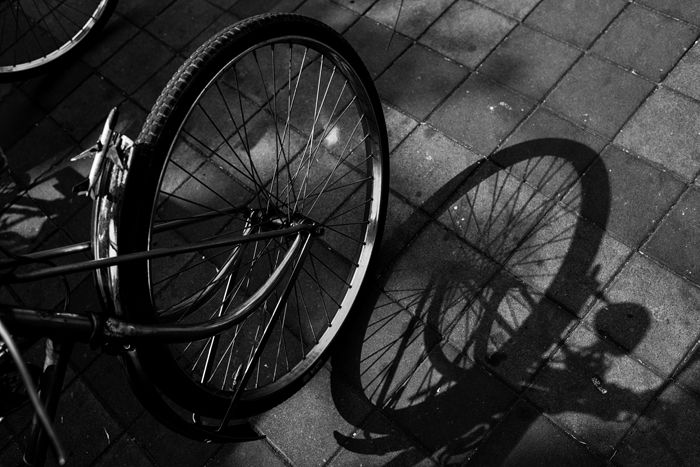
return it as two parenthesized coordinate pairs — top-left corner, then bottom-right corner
(0, 0), (111, 74)
(145, 35), (385, 412)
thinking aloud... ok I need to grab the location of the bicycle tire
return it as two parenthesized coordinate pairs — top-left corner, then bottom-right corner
(94, 13), (388, 420)
(0, 0), (116, 81)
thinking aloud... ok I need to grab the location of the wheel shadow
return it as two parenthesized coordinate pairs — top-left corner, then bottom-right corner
(330, 138), (658, 464)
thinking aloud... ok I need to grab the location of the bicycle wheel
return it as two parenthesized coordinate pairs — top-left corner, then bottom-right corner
(0, 0), (116, 80)
(94, 13), (388, 420)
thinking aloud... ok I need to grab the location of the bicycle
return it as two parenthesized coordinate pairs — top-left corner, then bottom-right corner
(0, 0), (117, 80)
(0, 13), (388, 466)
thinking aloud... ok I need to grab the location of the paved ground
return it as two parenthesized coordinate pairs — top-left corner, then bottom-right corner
(1, 0), (699, 465)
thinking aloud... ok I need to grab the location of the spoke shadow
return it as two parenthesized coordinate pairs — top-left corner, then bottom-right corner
(330, 138), (658, 464)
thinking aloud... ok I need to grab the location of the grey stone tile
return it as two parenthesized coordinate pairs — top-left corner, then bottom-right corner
(378, 191), (432, 270)
(429, 73), (534, 155)
(329, 410), (433, 466)
(445, 269), (577, 391)
(5, 117), (75, 177)
(638, 0), (700, 26)
(0, 90), (44, 149)
(383, 103), (419, 153)
(479, 25), (581, 101)
(421, 0), (516, 69)
(389, 123), (480, 208)
(588, 253), (700, 375)
(132, 58), (183, 112)
(296, 0), (359, 32)
(80, 13), (140, 68)
(206, 439), (287, 467)
(478, 0), (540, 20)
(525, 0), (627, 49)
(329, 0), (375, 14)
(376, 43), (469, 120)
(615, 384), (700, 465)
(546, 55), (655, 138)
(469, 399), (605, 465)
(591, 4), (698, 81)
(115, 0), (172, 26)
(231, 0), (305, 17)
(93, 434), (155, 467)
(526, 323), (664, 458)
(366, 0), (453, 39)
(255, 367), (372, 466)
(180, 11), (241, 58)
(343, 16), (412, 79)
(665, 40), (700, 101)
(643, 186), (700, 283)
(99, 31), (174, 95)
(386, 342), (517, 458)
(615, 87), (700, 182)
(20, 59), (94, 113)
(570, 145), (686, 248)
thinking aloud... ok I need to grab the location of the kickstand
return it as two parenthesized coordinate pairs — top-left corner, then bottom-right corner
(23, 339), (73, 467)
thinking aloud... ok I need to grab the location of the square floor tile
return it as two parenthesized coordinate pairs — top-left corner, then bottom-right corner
(100, 31), (174, 95)
(665, 40), (700, 101)
(469, 399), (605, 465)
(116, 0), (172, 26)
(643, 186), (699, 283)
(147, 0), (222, 51)
(376, 43), (469, 120)
(615, 87), (700, 182)
(478, 0), (540, 20)
(591, 4), (698, 81)
(525, 0), (627, 48)
(421, 0), (516, 69)
(526, 323), (663, 457)
(344, 16), (412, 79)
(429, 73), (534, 155)
(571, 145), (685, 248)
(0, 91), (44, 149)
(638, 0), (700, 26)
(20, 59), (94, 113)
(80, 14), (139, 68)
(296, 0), (359, 32)
(479, 25), (580, 100)
(546, 55), (655, 138)
(616, 384), (700, 465)
(366, 0), (452, 39)
(589, 253), (700, 375)
(389, 124), (480, 207)
(208, 440), (287, 467)
(383, 104), (419, 153)
(231, 0), (305, 17)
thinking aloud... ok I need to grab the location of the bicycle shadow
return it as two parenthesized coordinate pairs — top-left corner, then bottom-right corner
(330, 138), (660, 464)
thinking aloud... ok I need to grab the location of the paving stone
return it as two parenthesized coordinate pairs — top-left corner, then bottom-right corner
(500, 108), (605, 201)
(132, 58), (184, 112)
(365, 0), (452, 39)
(420, 0), (516, 69)
(445, 269), (577, 391)
(93, 434), (155, 467)
(469, 399), (605, 465)
(525, 0), (627, 49)
(429, 73), (534, 155)
(378, 192), (432, 269)
(206, 439), (286, 466)
(255, 367), (372, 466)
(638, 0), (700, 26)
(180, 11), (241, 58)
(80, 14), (140, 69)
(231, 0), (305, 17)
(343, 16), (412, 79)
(100, 31), (175, 95)
(129, 412), (220, 466)
(0, 90), (44, 149)
(505, 200), (631, 316)
(50, 74), (124, 141)
(389, 123), (480, 208)
(615, 384), (700, 465)
(386, 342), (517, 460)
(148, 0), (222, 51)
(477, 0), (540, 20)
(376, 43), (469, 121)
(479, 25), (580, 101)
(5, 117), (75, 178)
(329, 409), (434, 466)
(571, 145), (686, 248)
(20, 59), (94, 113)
(383, 103), (419, 153)
(615, 87), (700, 182)
(329, 0), (376, 14)
(665, 40), (700, 101)
(591, 4), (698, 82)
(546, 55), (655, 138)
(587, 253), (700, 376)
(643, 186), (700, 283)
(526, 323), (663, 458)
(115, 0), (172, 27)
(296, 0), (359, 32)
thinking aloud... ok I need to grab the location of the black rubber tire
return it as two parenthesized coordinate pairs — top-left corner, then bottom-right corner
(101, 13), (388, 419)
(0, 0), (117, 81)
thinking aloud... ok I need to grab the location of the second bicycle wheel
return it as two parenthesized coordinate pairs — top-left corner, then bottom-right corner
(94, 14), (388, 420)
(0, 0), (116, 80)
